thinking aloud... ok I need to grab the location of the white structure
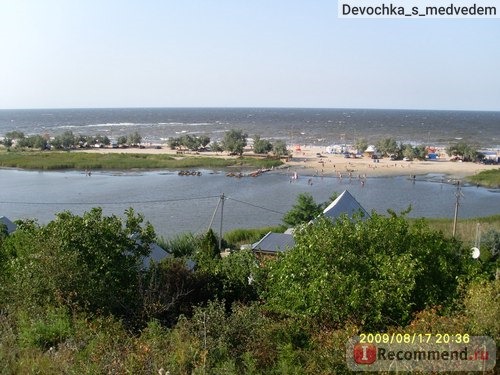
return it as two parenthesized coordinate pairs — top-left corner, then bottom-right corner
(322, 190), (370, 221)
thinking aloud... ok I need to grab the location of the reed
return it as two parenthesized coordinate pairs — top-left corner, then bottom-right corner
(0, 150), (283, 170)
(410, 215), (500, 243)
(467, 168), (500, 188)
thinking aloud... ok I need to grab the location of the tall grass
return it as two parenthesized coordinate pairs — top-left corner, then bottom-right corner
(0, 151), (283, 170)
(468, 168), (500, 188)
(224, 225), (287, 248)
(411, 215), (500, 244)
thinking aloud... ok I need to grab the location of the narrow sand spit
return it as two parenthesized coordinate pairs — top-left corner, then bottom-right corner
(77, 144), (498, 180)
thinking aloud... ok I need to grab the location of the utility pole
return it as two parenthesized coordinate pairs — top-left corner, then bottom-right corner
(452, 181), (462, 237)
(219, 193), (225, 250)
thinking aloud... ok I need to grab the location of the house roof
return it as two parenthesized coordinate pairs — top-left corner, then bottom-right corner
(0, 216), (16, 234)
(252, 232), (295, 254)
(142, 242), (196, 270)
(322, 190), (369, 221)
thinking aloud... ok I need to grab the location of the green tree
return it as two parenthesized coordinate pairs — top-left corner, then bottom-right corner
(53, 131), (76, 149)
(272, 140), (288, 158)
(210, 140), (223, 152)
(199, 135), (211, 148)
(1, 137), (13, 148)
(195, 229), (222, 270)
(1, 208), (155, 320)
(283, 193), (322, 227)
(402, 144), (416, 160)
(3, 131), (25, 148)
(253, 135), (273, 154)
(414, 144), (428, 160)
(167, 137), (180, 150)
(446, 141), (478, 161)
(94, 134), (110, 146)
(5, 131), (25, 140)
(222, 129), (247, 156)
(180, 134), (201, 151)
(128, 131), (142, 146)
(117, 135), (128, 145)
(265, 214), (470, 329)
(375, 138), (398, 156)
(354, 138), (368, 154)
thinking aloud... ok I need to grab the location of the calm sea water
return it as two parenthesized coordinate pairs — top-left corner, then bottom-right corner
(1, 108), (499, 148)
(1, 169), (498, 239)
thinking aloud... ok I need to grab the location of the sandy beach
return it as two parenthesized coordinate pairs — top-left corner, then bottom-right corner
(283, 145), (498, 180)
(78, 144), (498, 180)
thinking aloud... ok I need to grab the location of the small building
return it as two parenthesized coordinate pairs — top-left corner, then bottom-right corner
(138, 241), (195, 270)
(252, 232), (295, 256)
(252, 191), (368, 258)
(0, 216), (16, 234)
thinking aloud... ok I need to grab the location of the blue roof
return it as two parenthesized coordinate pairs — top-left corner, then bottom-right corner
(252, 232), (295, 254)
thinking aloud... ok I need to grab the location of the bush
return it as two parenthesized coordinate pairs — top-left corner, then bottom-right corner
(265, 214), (471, 329)
(18, 306), (73, 350)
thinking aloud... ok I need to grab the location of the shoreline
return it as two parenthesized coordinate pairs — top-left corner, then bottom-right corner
(75, 144), (499, 181)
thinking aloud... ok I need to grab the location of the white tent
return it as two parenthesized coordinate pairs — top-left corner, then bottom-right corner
(322, 190), (369, 221)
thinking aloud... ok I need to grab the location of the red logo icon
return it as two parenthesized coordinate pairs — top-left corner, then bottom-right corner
(354, 343), (377, 364)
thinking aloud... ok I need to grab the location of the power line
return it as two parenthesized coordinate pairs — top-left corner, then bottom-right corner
(0, 194), (286, 218)
(0, 195), (220, 206)
(225, 197), (286, 215)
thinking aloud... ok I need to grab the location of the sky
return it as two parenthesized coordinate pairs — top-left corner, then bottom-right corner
(1, 0), (499, 111)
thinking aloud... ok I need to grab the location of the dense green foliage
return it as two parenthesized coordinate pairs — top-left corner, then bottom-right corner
(282, 193), (323, 226)
(266, 214), (478, 329)
(221, 129), (248, 156)
(1, 208), (155, 322)
(0, 208), (498, 374)
(446, 141), (480, 161)
(375, 137), (399, 156)
(272, 140), (288, 158)
(0, 130), (142, 151)
(0, 150), (283, 170)
(373, 137), (428, 160)
(252, 135), (273, 154)
(168, 134), (211, 151)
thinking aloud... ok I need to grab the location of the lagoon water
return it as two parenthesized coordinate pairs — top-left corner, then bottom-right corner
(1, 169), (498, 239)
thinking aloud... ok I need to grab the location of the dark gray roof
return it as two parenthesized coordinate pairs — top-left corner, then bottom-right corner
(252, 232), (295, 254)
(322, 190), (369, 221)
(142, 242), (196, 270)
(0, 216), (16, 234)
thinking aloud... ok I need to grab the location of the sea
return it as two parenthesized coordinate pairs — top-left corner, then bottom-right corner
(1, 107), (499, 148)
(1, 108), (499, 239)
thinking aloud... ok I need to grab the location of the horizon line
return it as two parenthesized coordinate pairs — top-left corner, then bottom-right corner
(1, 106), (499, 113)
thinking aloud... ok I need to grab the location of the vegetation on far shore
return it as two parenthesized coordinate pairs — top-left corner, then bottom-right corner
(467, 168), (500, 188)
(0, 150), (283, 170)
